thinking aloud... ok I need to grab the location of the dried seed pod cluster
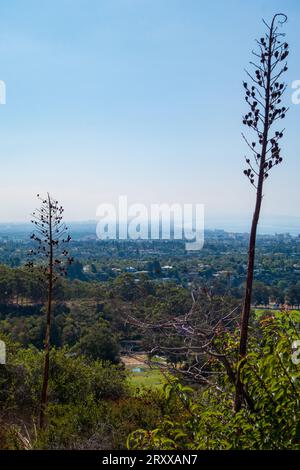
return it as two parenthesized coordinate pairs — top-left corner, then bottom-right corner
(27, 193), (73, 282)
(242, 14), (288, 187)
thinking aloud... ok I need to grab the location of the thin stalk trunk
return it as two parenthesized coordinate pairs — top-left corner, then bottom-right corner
(234, 18), (275, 412)
(40, 194), (53, 429)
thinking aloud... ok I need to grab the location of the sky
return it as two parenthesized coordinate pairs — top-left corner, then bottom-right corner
(0, 0), (299, 231)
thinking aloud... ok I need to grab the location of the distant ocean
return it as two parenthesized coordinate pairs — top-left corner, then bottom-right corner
(0, 216), (299, 238)
(205, 216), (300, 235)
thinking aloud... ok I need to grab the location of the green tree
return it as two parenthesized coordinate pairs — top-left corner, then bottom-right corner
(77, 320), (120, 363)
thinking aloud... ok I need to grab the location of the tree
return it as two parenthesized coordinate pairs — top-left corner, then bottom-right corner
(252, 281), (270, 306)
(235, 13), (289, 411)
(147, 259), (162, 276)
(270, 285), (285, 305)
(27, 193), (73, 428)
(67, 260), (85, 280)
(77, 320), (120, 363)
(128, 288), (244, 400)
(286, 283), (300, 308)
(113, 273), (140, 301)
(128, 312), (300, 450)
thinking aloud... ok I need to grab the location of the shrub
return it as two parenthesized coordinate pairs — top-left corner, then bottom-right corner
(128, 312), (300, 450)
(0, 342), (127, 413)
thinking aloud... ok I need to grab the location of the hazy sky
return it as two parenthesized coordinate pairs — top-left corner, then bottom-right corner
(0, 0), (299, 227)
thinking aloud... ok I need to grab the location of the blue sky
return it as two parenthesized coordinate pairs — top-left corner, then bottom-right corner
(0, 0), (299, 228)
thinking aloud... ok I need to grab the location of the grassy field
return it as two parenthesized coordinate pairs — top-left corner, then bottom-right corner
(128, 366), (165, 390)
(255, 308), (300, 321)
(121, 354), (166, 390)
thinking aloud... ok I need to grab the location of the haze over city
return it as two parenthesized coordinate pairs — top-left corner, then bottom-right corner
(0, 0), (299, 231)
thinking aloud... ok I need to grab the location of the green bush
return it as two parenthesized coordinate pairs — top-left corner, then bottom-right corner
(0, 341), (128, 413)
(35, 391), (167, 449)
(128, 312), (300, 450)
